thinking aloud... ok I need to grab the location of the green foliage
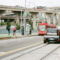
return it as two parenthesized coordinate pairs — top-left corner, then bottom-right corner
(56, 23), (57, 25)
(6, 19), (11, 30)
(29, 21), (33, 30)
(40, 22), (42, 23)
(45, 22), (47, 23)
(0, 22), (3, 26)
(16, 23), (20, 30)
(31, 15), (33, 18)
(11, 23), (16, 25)
(22, 26), (24, 28)
(0, 22), (6, 26)
(20, 14), (23, 16)
(3, 23), (6, 25)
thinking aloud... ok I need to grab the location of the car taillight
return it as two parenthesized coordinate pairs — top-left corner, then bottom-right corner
(58, 39), (59, 41)
(58, 30), (59, 35)
(44, 39), (46, 41)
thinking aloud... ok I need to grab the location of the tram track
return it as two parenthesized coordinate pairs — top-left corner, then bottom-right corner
(1, 43), (47, 60)
(12, 44), (60, 60)
(1, 44), (60, 60)
(41, 45), (60, 60)
(11, 43), (47, 60)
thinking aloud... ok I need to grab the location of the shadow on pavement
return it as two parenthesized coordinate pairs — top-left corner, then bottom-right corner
(48, 42), (60, 44)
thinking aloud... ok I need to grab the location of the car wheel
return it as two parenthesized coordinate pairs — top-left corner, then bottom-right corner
(44, 41), (46, 43)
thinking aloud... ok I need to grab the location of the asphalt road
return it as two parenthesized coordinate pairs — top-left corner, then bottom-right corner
(0, 36), (43, 59)
(13, 44), (60, 60)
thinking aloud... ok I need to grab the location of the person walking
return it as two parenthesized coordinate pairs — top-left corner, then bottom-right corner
(13, 27), (16, 35)
(21, 27), (24, 35)
(8, 27), (10, 35)
(29, 28), (32, 35)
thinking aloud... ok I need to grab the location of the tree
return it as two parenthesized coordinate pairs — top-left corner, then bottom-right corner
(0, 22), (3, 26)
(16, 23), (20, 30)
(6, 19), (11, 30)
(29, 21), (33, 30)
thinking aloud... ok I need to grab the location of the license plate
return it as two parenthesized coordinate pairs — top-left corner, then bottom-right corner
(49, 38), (53, 40)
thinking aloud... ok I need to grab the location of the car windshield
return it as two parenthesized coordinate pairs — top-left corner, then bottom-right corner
(39, 25), (46, 31)
(47, 29), (57, 33)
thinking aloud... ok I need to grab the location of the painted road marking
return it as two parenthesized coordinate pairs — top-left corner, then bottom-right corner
(0, 52), (5, 54)
(0, 41), (43, 56)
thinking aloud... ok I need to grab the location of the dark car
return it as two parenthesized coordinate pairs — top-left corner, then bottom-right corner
(44, 28), (59, 43)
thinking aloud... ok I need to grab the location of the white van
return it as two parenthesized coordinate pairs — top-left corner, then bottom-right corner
(44, 28), (59, 43)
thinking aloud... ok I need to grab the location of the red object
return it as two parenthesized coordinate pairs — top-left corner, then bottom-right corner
(47, 24), (56, 28)
(37, 8), (39, 9)
(58, 39), (59, 41)
(44, 39), (46, 41)
(14, 27), (16, 31)
(38, 23), (56, 35)
(58, 30), (59, 35)
(45, 33), (46, 35)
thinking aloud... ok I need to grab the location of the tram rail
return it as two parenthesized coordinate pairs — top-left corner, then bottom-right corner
(8, 43), (47, 60)
(41, 46), (60, 60)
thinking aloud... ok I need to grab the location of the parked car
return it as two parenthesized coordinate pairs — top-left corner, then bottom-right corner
(44, 28), (59, 43)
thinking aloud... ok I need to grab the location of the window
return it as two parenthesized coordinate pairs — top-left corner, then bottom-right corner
(39, 25), (46, 31)
(47, 26), (50, 28)
(47, 29), (57, 33)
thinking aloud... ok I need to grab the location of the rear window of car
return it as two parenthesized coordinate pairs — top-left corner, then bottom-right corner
(47, 29), (57, 33)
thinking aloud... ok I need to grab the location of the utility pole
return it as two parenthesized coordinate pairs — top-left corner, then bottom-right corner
(21, 7), (22, 30)
(37, 15), (39, 29)
(24, 0), (26, 35)
(0, 14), (1, 25)
(44, 13), (46, 23)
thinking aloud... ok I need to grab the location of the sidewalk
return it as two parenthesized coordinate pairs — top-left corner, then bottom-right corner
(0, 34), (13, 38)
(0, 33), (38, 40)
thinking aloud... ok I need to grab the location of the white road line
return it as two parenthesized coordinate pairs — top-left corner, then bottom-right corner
(0, 52), (5, 54)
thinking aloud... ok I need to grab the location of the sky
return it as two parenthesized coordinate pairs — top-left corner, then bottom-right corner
(0, 0), (60, 8)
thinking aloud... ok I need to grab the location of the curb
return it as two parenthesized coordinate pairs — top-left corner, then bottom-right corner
(0, 35), (38, 40)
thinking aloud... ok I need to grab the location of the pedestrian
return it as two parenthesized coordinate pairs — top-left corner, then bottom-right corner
(13, 27), (16, 35)
(29, 28), (32, 34)
(21, 27), (24, 35)
(8, 27), (10, 35)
